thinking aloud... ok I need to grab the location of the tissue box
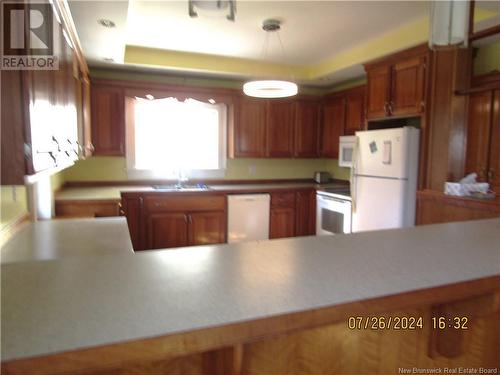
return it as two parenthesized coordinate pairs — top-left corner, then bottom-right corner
(444, 182), (489, 197)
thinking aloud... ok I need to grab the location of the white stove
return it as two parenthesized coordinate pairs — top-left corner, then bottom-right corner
(316, 187), (352, 235)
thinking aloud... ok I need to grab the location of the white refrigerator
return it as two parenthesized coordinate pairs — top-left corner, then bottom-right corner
(351, 127), (420, 232)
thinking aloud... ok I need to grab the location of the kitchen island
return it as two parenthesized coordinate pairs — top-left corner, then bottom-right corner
(2, 219), (500, 374)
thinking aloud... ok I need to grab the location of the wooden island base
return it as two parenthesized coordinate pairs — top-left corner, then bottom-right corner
(3, 277), (499, 375)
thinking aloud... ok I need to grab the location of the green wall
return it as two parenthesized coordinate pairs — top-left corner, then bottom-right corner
(0, 185), (28, 232)
(473, 40), (500, 76)
(63, 156), (350, 182)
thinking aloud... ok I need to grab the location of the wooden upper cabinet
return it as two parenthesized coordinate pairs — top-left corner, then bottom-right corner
(189, 211), (226, 246)
(295, 100), (320, 157)
(366, 65), (391, 119)
(320, 96), (345, 158)
(488, 90), (500, 192)
(390, 56), (426, 116)
(232, 98), (267, 157)
(344, 87), (366, 135)
(266, 100), (295, 157)
(465, 91), (492, 182)
(1, 70), (28, 184)
(91, 85), (125, 156)
(465, 89), (500, 193)
(147, 213), (188, 250)
(365, 45), (428, 120)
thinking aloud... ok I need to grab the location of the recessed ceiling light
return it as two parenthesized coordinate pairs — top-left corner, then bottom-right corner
(208, 98), (216, 104)
(103, 57), (115, 62)
(97, 19), (116, 28)
(145, 94), (155, 100)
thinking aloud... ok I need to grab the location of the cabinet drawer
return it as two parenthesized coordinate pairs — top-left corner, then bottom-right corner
(271, 192), (295, 208)
(145, 195), (226, 213)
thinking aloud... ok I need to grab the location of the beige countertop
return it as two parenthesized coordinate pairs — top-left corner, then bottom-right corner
(0, 217), (134, 264)
(2, 218), (499, 361)
(55, 181), (349, 201)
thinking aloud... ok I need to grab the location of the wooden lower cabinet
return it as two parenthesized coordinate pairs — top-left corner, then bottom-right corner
(189, 211), (226, 246)
(122, 193), (227, 251)
(147, 213), (188, 250)
(416, 190), (500, 225)
(146, 210), (226, 250)
(270, 207), (295, 239)
(269, 190), (314, 239)
(295, 189), (316, 236)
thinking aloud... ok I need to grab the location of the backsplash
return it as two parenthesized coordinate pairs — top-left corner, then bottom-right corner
(62, 157), (350, 182)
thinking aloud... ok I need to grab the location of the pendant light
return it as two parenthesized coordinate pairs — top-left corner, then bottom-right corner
(429, 0), (470, 50)
(243, 19), (298, 98)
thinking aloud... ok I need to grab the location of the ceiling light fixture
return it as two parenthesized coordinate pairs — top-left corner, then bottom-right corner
(428, 0), (469, 50)
(97, 19), (116, 28)
(188, 0), (236, 22)
(243, 19), (298, 99)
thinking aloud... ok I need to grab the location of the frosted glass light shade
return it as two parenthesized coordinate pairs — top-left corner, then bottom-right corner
(243, 80), (298, 98)
(429, 0), (469, 49)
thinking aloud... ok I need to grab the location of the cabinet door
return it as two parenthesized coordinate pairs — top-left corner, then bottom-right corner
(295, 101), (320, 157)
(465, 91), (492, 182)
(320, 97), (345, 158)
(270, 207), (295, 239)
(122, 196), (143, 250)
(489, 90), (500, 192)
(1, 70), (28, 184)
(366, 65), (391, 119)
(233, 98), (266, 157)
(390, 56), (425, 117)
(91, 85), (125, 156)
(344, 87), (366, 135)
(147, 213), (188, 250)
(266, 100), (295, 157)
(295, 189), (316, 236)
(189, 211), (226, 246)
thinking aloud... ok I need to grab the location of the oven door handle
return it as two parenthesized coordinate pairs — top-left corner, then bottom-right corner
(318, 195), (350, 204)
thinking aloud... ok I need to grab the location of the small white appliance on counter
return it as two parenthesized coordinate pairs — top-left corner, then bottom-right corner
(338, 135), (357, 167)
(351, 127), (420, 232)
(227, 194), (270, 243)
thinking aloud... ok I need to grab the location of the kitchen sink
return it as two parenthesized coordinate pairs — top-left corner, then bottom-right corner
(152, 184), (212, 192)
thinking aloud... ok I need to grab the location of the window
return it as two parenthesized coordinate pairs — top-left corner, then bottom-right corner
(126, 97), (227, 179)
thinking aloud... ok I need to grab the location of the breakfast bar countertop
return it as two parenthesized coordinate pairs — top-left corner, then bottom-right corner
(0, 217), (134, 264)
(2, 218), (500, 363)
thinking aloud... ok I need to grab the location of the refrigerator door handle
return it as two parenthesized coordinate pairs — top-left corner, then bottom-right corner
(350, 136), (359, 213)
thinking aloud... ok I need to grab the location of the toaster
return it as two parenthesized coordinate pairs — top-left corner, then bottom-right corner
(314, 171), (331, 184)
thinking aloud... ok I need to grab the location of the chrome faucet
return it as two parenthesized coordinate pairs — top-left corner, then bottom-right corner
(175, 169), (189, 189)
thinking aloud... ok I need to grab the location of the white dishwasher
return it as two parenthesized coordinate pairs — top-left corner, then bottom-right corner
(227, 194), (270, 243)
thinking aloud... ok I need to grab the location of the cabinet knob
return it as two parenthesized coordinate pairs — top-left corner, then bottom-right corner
(420, 101), (426, 112)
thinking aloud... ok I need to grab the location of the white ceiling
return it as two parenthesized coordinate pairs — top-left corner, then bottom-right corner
(69, 1), (433, 85)
(126, 1), (429, 65)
